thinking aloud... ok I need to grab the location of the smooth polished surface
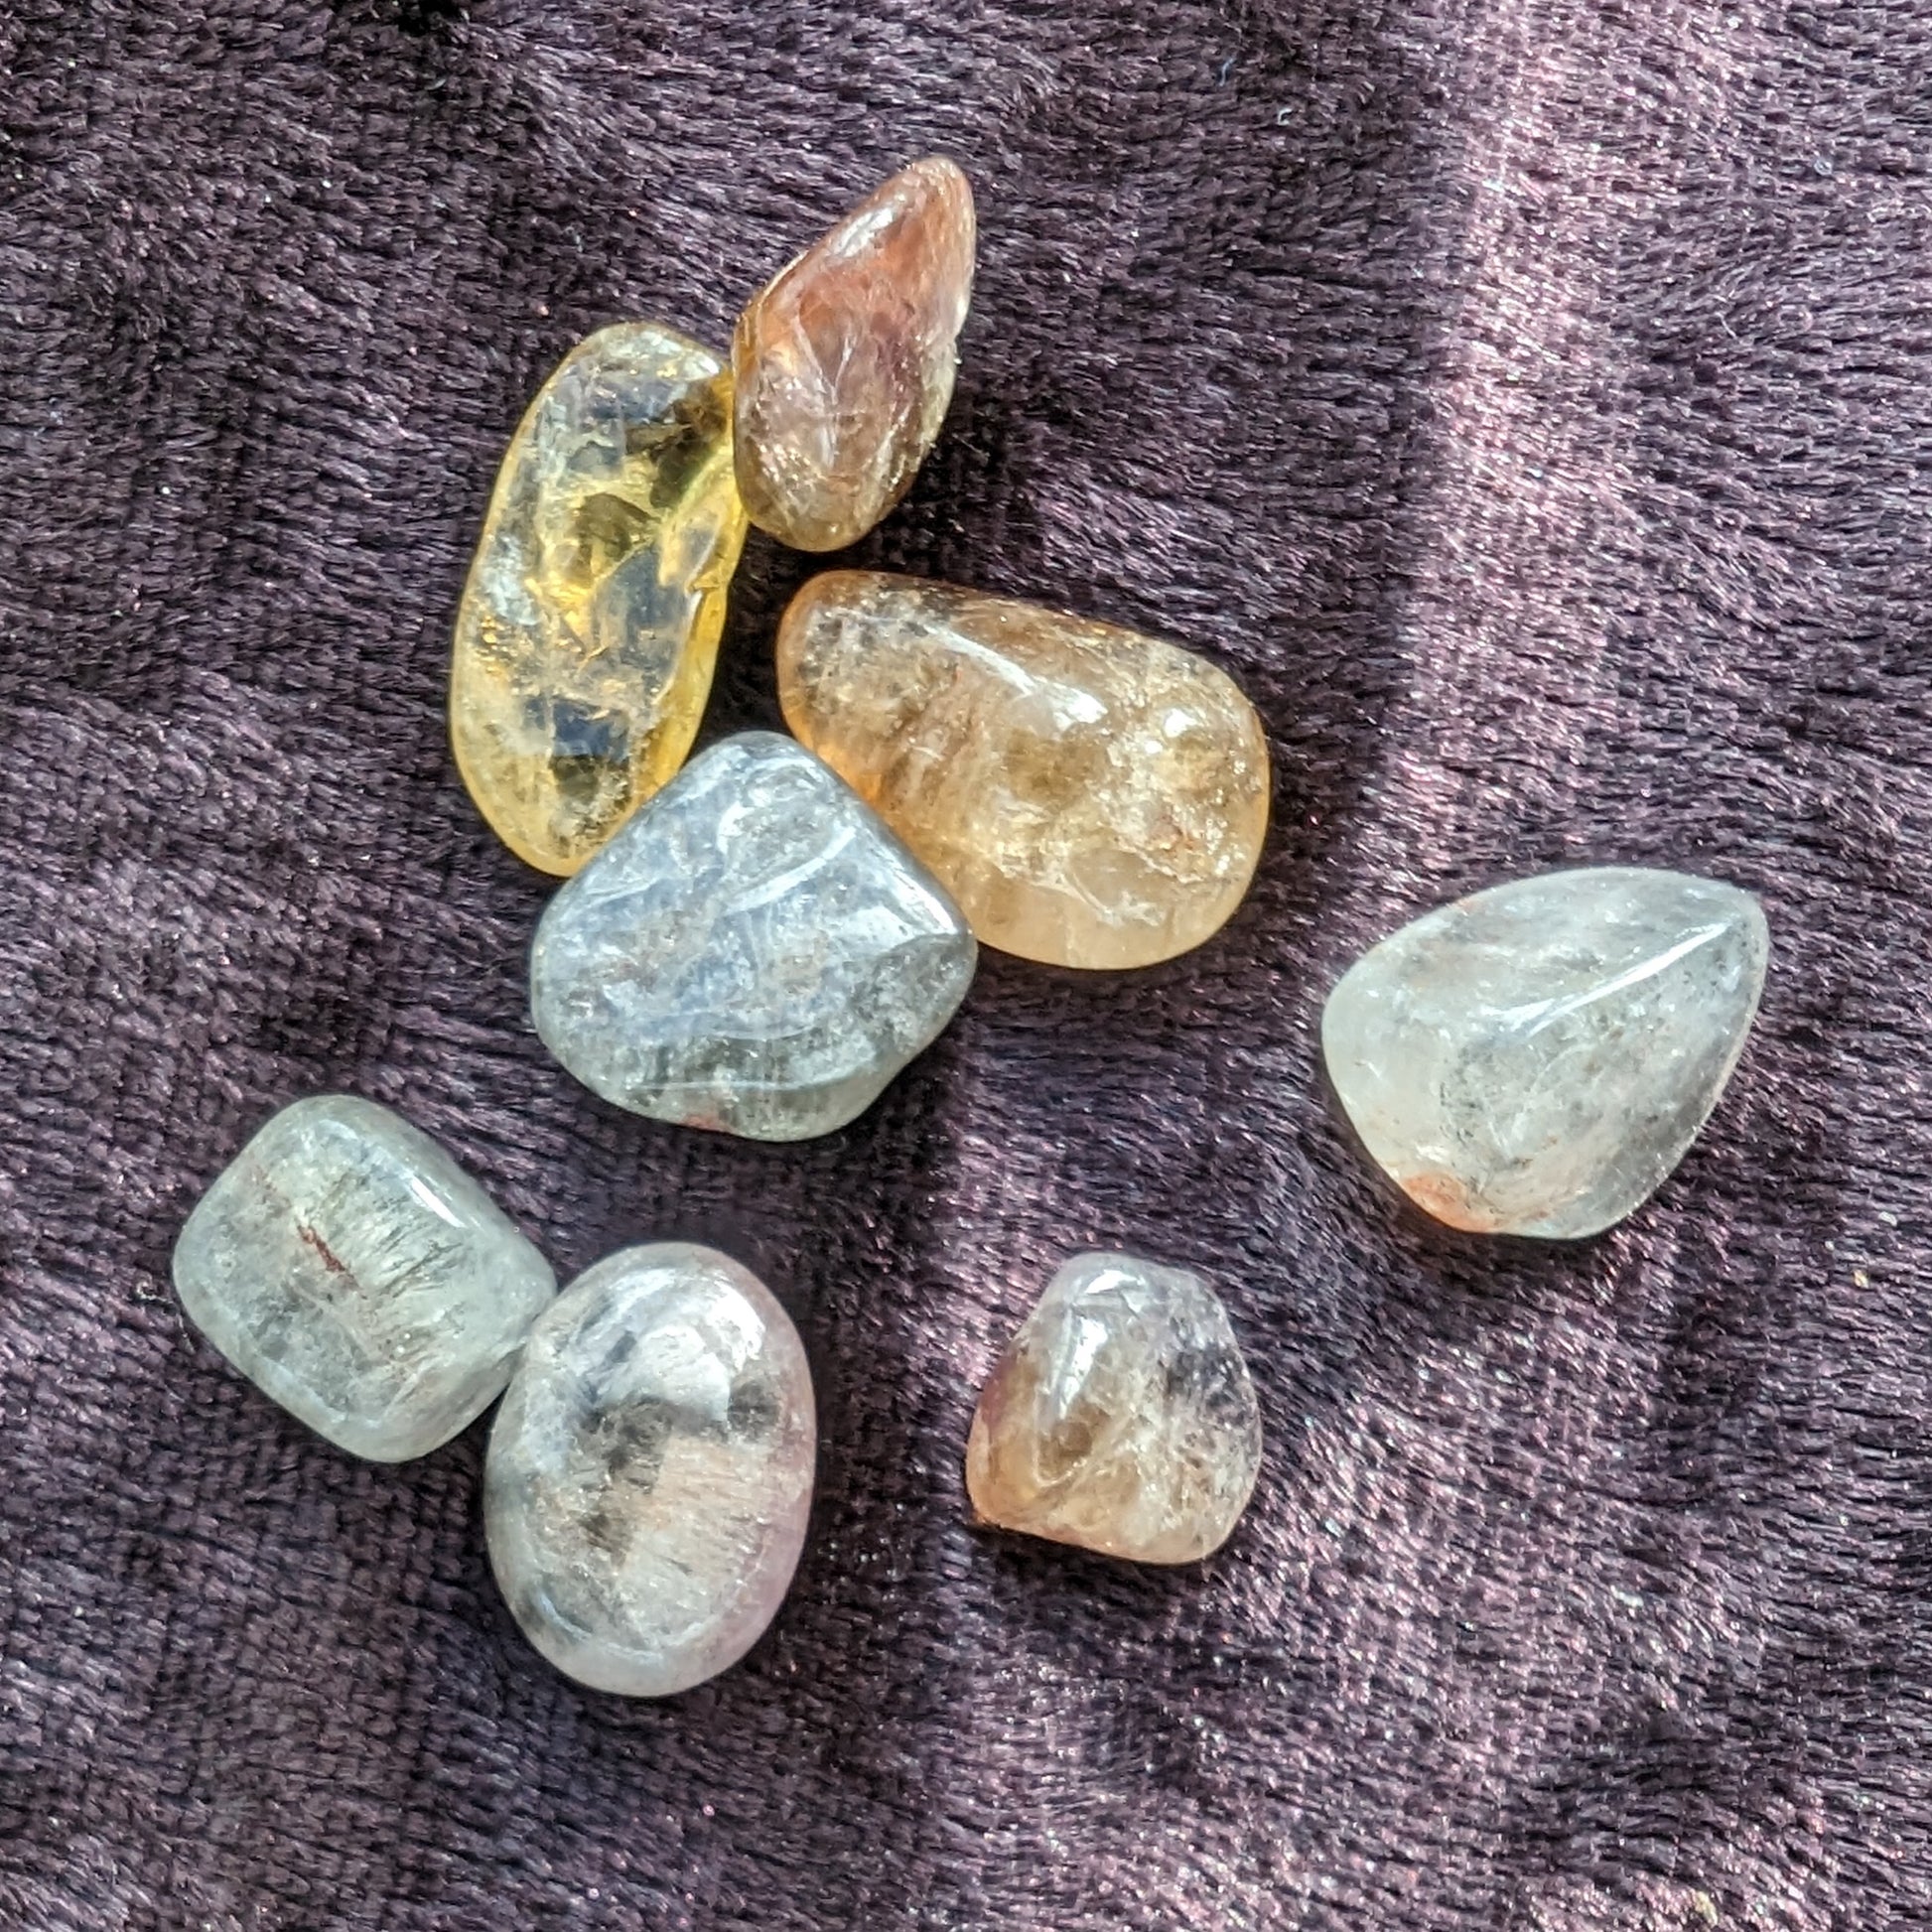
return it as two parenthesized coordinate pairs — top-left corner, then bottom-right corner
(172, 1096), (557, 1460)
(485, 1243), (815, 1698)
(530, 732), (977, 1141)
(1322, 868), (1769, 1239)
(452, 322), (749, 876)
(733, 159), (975, 550)
(20, 4), (1932, 1920)
(777, 572), (1270, 968)
(966, 1252), (1263, 1565)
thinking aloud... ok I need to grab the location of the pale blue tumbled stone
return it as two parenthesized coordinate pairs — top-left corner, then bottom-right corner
(1321, 867), (1769, 1239)
(173, 1095), (557, 1459)
(530, 731), (978, 1141)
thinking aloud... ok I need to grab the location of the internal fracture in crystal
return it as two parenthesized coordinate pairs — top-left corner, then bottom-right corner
(530, 732), (977, 1141)
(485, 1242), (815, 1697)
(734, 160), (975, 551)
(778, 571), (1271, 968)
(452, 322), (749, 876)
(966, 1251), (1262, 1564)
(1321, 867), (1769, 1239)
(173, 1095), (556, 1460)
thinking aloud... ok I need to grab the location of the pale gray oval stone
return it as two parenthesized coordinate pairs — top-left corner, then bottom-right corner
(172, 1095), (557, 1460)
(1321, 867), (1769, 1239)
(484, 1242), (815, 1697)
(529, 731), (977, 1141)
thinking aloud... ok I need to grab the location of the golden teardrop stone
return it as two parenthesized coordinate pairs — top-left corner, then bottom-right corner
(776, 572), (1271, 969)
(732, 159), (975, 552)
(451, 323), (749, 876)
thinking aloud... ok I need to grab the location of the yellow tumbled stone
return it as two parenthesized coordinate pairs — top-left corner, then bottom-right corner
(776, 572), (1271, 970)
(451, 323), (749, 876)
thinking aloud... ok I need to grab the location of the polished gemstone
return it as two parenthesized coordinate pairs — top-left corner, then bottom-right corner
(966, 1252), (1262, 1565)
(485, 1242), (815, 1697)
(452, 322), (749, 876)
(777, 571), (1271, 968)
(172, 1096), (556, 1461)
(530, 731), (977, 1141)
(733, 159), (975, 551)
(1321, 867), (1769, 1239)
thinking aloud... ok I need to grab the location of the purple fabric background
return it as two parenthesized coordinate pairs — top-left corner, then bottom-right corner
(5, 0), (1931, 1925)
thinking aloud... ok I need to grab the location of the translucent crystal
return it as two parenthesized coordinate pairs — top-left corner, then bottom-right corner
(966, 1252), (1262, 1564)
(484, 1242), (815, 1697)
(733, 159), (975, 551)
(172, 1096), (557, 1460)
(451, 322), (749, 876)
(529, 732), (977, 1141)
(1321, 867), (1769, 1239)
(777, 571), (1271, 968)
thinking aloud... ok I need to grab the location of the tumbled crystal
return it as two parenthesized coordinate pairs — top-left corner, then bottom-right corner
(172, 1096), (557, 1461)
(451, 322), (749, 876)
(733, 159), (975, 551)
(1321, 867), (1769, 1239)
(530, 731), (977, 1141)
(966, 1252), (1262, 1565)
(485, 1242), (814, 1697)
(777, 571), (1271, 968)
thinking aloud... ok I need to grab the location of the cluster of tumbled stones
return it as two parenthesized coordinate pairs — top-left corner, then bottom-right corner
(448, 156), (1274, 995)
(173, 1094), (1263, 1694)
(173, 160), (1772, 1699)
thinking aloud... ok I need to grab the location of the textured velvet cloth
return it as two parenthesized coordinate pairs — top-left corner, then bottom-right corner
(4, 1), (1929, 1926)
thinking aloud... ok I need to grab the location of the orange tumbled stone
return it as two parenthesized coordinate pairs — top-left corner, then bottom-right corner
(732, 159), (975, 552)
(777, 572), (1272, 969)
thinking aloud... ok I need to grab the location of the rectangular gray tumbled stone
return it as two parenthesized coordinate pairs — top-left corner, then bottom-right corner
(172, 1095), (557, 1460)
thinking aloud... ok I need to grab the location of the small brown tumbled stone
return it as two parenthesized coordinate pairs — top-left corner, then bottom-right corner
(966, 1252), (1262, 1565)
(732, 159), (975, 551)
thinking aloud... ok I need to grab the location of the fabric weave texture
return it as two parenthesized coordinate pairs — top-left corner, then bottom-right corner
(3, 0), (1930, 1926)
